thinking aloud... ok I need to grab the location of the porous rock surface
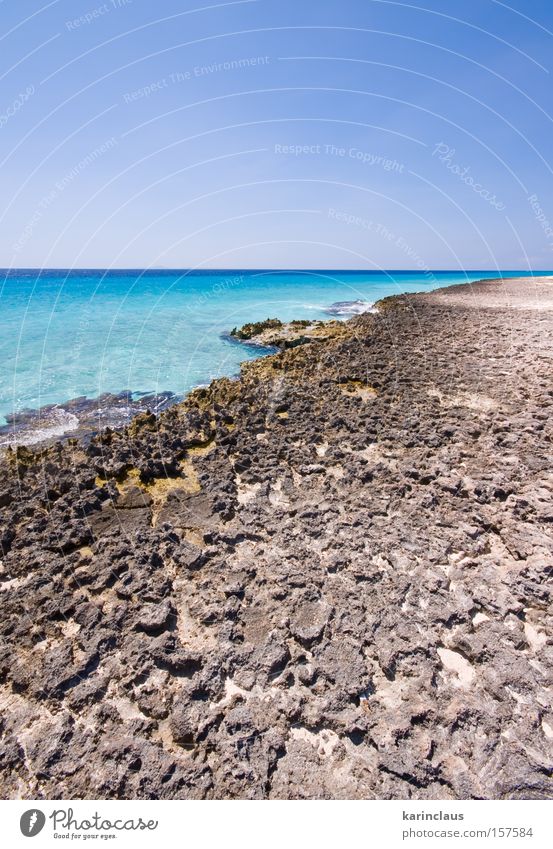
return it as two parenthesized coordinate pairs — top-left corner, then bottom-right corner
(0, 277), (551, 799)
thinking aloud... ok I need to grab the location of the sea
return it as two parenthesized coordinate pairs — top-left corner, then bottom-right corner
(0, 268), (545, 446)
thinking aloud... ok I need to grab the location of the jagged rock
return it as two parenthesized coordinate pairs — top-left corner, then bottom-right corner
(0, 277), (552, 800)
(135, 602), (175, 634)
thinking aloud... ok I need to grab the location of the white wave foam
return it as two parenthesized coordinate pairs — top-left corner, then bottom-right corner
(0, 409), (79, 448)
(324, 299), (375, 316)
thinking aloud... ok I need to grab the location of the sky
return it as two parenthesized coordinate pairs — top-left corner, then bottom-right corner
(1, 0), (552, 270)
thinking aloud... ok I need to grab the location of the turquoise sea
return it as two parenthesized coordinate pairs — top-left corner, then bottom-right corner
(0, 268), (545, 443)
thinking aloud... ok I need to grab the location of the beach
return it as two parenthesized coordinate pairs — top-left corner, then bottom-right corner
(0, 276), (551, 800)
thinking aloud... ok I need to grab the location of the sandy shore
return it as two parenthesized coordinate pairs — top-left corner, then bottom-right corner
(0, 277), (551, 800)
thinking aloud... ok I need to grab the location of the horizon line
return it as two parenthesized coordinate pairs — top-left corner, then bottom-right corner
(1, 267), (550, 274)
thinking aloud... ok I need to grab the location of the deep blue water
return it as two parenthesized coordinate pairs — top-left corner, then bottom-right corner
(0, 268), (545, 434)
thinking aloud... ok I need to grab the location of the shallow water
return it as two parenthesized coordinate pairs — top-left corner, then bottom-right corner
(0, 268), (544, 441)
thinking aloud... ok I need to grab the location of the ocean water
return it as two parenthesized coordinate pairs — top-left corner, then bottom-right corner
(0, 268), (544, 440)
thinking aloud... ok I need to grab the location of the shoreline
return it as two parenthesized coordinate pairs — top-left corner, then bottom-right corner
(0, 301), (372, 451)
(0, 390), (180, 450)
(0, 274), (535, 451)
(1, 276), (552, 800)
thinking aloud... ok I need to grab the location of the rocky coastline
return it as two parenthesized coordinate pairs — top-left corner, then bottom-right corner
(0, 277), (551, 800)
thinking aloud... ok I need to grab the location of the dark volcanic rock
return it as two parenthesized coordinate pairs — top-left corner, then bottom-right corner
(135, 602), (175, 634)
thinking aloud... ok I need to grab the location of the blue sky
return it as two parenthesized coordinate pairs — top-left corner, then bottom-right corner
(1, 0), (552, 269)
